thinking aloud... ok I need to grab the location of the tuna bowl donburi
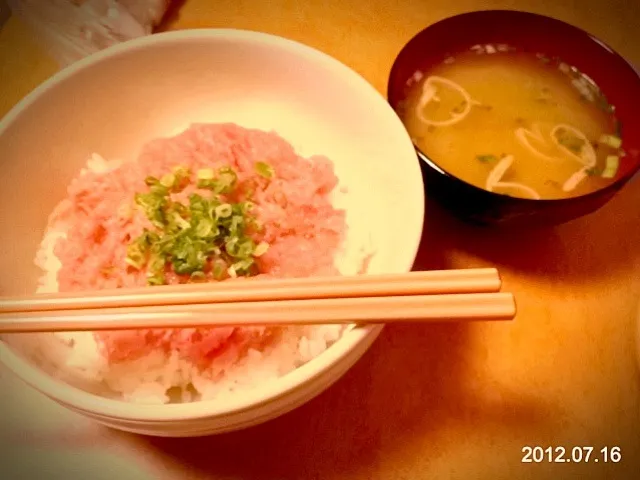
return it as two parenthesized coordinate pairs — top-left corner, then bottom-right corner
(0, 30), (424, 437)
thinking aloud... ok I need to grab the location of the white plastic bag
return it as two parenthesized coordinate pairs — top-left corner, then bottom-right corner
(7, 0), (171, 67)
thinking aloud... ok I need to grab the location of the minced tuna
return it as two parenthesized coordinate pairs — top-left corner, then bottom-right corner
(45, 123), (346, 375)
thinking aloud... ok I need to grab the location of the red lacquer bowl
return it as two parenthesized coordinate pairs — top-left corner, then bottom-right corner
(388, 10), (640, 226)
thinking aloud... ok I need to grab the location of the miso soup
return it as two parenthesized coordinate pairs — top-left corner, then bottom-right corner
(398, 48), (625, 199)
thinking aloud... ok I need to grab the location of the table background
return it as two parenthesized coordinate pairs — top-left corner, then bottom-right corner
(1, 1), (639, 479)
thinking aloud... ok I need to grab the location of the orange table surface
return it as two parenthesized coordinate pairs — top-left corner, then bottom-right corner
(0, 1), (639, 479)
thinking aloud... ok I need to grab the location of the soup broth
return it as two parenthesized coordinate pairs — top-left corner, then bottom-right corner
(399, 50), (624, 199)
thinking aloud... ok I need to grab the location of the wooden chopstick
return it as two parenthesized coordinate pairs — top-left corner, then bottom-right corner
(0, 269), (515, 333)
(0, 268), (502, 314)
(0, 293), (516, 333)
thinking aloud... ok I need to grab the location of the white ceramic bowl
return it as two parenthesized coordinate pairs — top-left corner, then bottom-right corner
(0, 29), (424, 437)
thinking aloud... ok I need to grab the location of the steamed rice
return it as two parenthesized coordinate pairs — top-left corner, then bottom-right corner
(10, 123), (369, 404)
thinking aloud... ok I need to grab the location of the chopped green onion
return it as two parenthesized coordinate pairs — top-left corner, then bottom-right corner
(476, 154), (498, 163)
(149, 184), (169, 196)
(145, 176), (159, 186)
(195, 218), (213, 237)
(252, 220), (265, 233)
(125, 255), (144, 270)
(196, 178), (213, 189)
(172, 165), (191, 179)
(215, 203), (233, 218)
(189, 193), (209, 213)
(173, 212), (191, 230)
(197, 168), (215, 180)
(212, 260), (227, 280)
(229, 215), (243, 233)
(148, 253), (166, 274)
(217, 177), (236, 194)
(196, 168), (237, 194)
(147, 276), (165, 286)
(125, 238), (148, 270)
(225, 237), (238, 256)
(171, 166), (191, 193)
(253, 241), (269, 257)
(598, 134), (622, 149)
(602, 155), (620, 179)
(216, 166), (237, 194)
(234, 238), (255, 258)
(241, 201), (255, 214)
(160, 173), (176, 188)
(255, 161), (275, 179)
(190, 271), (207, 282)
(127, 165), (262, 285)
(173, 249), (206, 275)
(232, 258), (254, 272)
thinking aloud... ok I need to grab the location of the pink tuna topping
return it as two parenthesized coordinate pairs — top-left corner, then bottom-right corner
(50, 123), (346, 366)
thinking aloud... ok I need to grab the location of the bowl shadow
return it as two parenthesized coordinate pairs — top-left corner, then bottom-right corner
(417, 181), (640, 285)
(122, 321), (556, 480)
(119, 206), (563, 479)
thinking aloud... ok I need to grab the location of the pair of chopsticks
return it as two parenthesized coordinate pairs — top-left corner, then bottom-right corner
(0, 268), (515, 333)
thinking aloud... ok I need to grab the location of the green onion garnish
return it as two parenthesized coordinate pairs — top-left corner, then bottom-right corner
(190, 271), (207, 282)
(124, 242), (146, 270)
(194, 218), (214, 238)
(212, 259), (227, 280)
(602, 156), (620, 179)
(215, 204), (233, 218)
(255, 161), (275, 179)
(197, 166), (238, 194)
(147, 275), (166, 286)
(253, 241), (269, 257)
(145, 176), (159, 186)
(476, 154), (498, 163)
(125, 165), (264, 286)
(160, 173), (176, 188)
(172, 212), (191, 230)
(197, 168), (215, 180)
(598, 134), (622, 150)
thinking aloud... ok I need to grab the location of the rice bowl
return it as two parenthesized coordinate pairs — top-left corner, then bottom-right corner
(0, 29), (424, 436)
(10, 123), (368, 405)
